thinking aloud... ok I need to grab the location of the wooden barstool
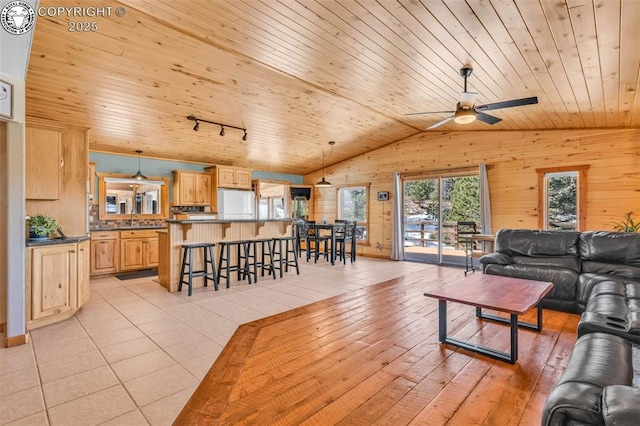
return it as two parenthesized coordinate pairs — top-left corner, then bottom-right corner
(247, 238), (275, 282)
(217, 240), (253, 287)
(272, 236), (300, 278)
(178, 243), (218, 296)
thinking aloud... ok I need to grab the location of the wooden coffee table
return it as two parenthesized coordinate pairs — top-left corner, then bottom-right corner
(424, 273), (553, 364)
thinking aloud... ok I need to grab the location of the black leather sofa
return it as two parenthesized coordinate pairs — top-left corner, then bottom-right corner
(478, 229), (640, 425)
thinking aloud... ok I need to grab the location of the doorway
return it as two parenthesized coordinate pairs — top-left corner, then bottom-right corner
(404, 174), (480, 265)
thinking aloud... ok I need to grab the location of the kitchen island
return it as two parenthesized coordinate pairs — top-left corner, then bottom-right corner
(159, 219), (293, 292)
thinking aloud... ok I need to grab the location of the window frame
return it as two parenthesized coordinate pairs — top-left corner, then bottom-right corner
(536, 165), (588, 231)
(336, 183), (370, 244)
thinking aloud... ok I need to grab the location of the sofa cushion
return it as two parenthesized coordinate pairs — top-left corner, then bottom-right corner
(579, 231), (640, 279)
(602, 386), (640, 426)
(485, 264), (578, 306)
(512, 254), (580, 272)
(495, 229), (580, 259)
(578, 282), (640, 343)
(541, 333), (635, 426)
(576, 274), (638, 307)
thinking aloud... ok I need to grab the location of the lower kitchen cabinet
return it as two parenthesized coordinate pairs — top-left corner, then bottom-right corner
(27, 240), (90, 329)
(77, 240), (91, 307)
(90, 231), (119, 274)
(120, 230), (159, 271)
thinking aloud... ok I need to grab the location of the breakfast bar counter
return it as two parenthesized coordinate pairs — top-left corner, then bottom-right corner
(159, 219), (293, 292)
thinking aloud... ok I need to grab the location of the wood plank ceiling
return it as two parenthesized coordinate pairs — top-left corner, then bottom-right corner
(25, 0), (640, 175)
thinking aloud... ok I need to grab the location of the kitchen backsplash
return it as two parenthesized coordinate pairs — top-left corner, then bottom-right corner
(89, 204), (205, 230)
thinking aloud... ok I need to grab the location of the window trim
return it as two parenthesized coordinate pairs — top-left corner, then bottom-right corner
(536, 165), (588, 231)
(336, 182), (370, 244)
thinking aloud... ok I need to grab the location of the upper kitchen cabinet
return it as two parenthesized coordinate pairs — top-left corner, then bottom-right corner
(206, 165), (252, 190)
(26, 127), (62, 200)
(25, 121), (89, 237)
(172, 170), (211, 206)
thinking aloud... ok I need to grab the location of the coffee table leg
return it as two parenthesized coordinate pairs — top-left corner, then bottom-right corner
(510, 313), (518, 363)
(436, 302), (519, 364)
(477, 305), (543, 332)
(438, 300), (447, 342)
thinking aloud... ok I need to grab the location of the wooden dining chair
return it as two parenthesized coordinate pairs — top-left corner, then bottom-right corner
(305, 222), (329, 262)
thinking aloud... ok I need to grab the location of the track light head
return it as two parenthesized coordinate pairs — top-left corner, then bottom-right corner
(193, 120), (199, 131)
(242, 131), (247, 141)
(219, 125), (225, 136)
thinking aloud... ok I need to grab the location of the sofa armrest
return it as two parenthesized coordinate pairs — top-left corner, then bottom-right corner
(479, 253), (513, 266)
(603, 385), (640, 426)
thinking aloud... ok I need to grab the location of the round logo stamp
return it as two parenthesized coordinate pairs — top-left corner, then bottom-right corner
(1, 1), (36, 35)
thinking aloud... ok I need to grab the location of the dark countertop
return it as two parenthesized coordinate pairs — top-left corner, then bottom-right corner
(90, 226), (167, 232)
(166, 219), (293, 224)
(26, 235), (90, 247)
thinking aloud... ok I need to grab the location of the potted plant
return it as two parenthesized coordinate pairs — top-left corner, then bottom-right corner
(27, 214), (62, 239)
(612, 211), (640, 233)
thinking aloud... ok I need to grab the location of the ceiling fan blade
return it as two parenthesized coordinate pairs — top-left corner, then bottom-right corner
(476, 112), (502, 125)
(405, 110), (455, 116)
(427, 116), (455, 129)
(476, 96), (538, 111)
(460, 92), (478, 108)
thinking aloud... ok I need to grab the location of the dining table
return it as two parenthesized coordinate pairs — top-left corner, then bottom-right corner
(311, 222), (342, 265)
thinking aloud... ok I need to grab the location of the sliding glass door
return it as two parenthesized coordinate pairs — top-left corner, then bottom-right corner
(404, 174), (480, 265)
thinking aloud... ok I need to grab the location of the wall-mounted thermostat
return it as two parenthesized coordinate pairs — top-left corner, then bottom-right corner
(377, 191), (389, 201)
(0, 80), (13, 120)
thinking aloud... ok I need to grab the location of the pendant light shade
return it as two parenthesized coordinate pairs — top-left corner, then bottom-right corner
(132, 150), (148, 180)
(315, 151), (332, 187)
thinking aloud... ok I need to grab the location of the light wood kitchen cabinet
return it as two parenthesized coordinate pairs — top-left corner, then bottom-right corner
(77, 240), (90, 306)
(26, 240), (90, 329)
(89, 162), (97, 204)
(120, 230), (158, 271)
(204, 165), (253, 212)
(29, 244), (76, 321)
(26, 127), (62, 200)
(206, 165), (252, 190)
(172, 170), (211, 206)
(90, 231), (119, 275)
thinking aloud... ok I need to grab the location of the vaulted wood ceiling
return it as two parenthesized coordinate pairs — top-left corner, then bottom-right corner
(26, 0), (640, 175)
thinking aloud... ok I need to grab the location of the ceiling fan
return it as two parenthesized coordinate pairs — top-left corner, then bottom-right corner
(406, 66), (538, 129)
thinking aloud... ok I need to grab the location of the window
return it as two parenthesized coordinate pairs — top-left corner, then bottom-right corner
(536, 165), (588, 231)
(337, 184), (369, 241)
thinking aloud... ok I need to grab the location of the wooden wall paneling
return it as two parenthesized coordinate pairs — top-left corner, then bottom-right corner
(618, 0), (640, 127)
(306, 129), (640, 258)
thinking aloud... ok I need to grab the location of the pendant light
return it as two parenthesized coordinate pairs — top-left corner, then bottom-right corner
(316, 145), (333, 187)
(131, 150), (148, 180)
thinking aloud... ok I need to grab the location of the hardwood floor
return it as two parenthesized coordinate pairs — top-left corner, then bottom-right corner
(175, 266), (579, 425)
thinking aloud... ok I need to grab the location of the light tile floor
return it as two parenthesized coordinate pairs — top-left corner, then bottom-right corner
(0, 257), (435, 425)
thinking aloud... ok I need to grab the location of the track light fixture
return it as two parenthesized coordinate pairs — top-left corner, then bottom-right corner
(187, 115), (247, 140)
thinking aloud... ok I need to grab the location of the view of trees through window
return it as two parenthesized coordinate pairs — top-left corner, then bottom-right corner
(404, 175), (480, 251)
(338, 186), (368, 240)
(546, 173), (577, 230)
(405, 176), (480, 223)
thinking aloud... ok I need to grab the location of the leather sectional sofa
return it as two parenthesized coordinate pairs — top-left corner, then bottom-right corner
(479, 229), (640, 426)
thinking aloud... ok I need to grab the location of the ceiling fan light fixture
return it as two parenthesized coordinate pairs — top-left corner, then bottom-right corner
(454, 108), (476, 125)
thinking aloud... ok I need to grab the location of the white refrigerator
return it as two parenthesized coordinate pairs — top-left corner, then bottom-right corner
(217, 189), (255, 220)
